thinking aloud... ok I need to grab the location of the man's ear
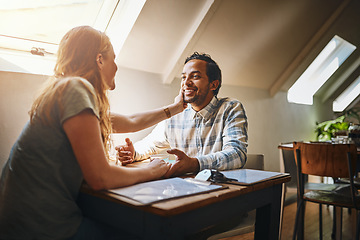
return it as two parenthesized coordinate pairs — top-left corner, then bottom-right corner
(210, 80), (220, 91)
(96, 53), (103, 69)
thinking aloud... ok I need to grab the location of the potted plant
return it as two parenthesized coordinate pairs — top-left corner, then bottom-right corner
(314, 107), (360, 142)
(315, 115), (349, 141)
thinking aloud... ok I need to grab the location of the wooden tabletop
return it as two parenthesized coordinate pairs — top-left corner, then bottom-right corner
(80, 172), (290, 217)
(278, 142), (360, 153)
(278, 142), (294, 150)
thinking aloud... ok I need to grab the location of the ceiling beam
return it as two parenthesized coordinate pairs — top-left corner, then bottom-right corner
(161, 0), (221, 84)
(269, 0), (350, 97)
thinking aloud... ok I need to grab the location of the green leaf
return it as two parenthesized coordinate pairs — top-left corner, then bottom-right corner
(314, 115), (349, 141)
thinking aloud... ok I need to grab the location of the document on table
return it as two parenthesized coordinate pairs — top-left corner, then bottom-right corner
(221, 169), (283, 185)
(108, 177), (224, 205)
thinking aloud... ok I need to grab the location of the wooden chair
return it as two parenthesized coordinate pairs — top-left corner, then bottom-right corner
(292, 142), (360, 240)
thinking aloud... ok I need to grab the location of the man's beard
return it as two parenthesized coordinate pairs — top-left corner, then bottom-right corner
(184, 95), (195, 103)
(184, 87), (209, 106)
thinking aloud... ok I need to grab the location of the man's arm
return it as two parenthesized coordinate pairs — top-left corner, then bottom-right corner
(116, 120), (171, 164)
(133, 120), (171, 160)
(198, 101), (248, 170)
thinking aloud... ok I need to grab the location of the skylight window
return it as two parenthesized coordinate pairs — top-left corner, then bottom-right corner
(287, 35), (356, 105)
(0, 0), (145, 75)
(0, 0), (116, 54)
(333, 75), (360, 112)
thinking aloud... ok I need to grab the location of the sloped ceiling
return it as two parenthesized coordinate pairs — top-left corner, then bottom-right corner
(116, 0), (360, 102)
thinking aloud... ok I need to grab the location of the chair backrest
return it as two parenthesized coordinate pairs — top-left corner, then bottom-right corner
(293, 142), (357, 178)
(244, 154), (264, 170)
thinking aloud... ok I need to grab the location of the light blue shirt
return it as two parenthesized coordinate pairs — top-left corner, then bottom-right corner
(134, 96), (248, 170)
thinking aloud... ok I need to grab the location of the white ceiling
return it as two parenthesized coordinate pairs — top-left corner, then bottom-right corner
(116, 0), (360, 101)
(1, 0), (358, 104)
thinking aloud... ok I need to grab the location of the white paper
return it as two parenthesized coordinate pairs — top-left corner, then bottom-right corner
(108, 177), (223, 205)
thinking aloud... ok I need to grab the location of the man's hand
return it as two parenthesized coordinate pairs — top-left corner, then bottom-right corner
(164, 148), (200, 177)
(115, 138), (135, 165)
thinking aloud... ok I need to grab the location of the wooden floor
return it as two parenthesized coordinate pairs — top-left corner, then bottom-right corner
(219, 198), (355, 240)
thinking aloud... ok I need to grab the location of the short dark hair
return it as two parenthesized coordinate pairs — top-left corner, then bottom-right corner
(184, 52), (222, 96)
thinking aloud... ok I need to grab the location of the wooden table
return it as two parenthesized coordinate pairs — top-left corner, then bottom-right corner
(78, 172), (290, 240)
(278, 142), (360, 172)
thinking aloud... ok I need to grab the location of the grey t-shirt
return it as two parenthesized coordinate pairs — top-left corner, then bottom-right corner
(0, 77), (99, 240)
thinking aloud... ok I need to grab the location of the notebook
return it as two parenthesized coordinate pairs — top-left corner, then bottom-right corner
(108, 177), (225, 205)
(221, 169), (283, 185)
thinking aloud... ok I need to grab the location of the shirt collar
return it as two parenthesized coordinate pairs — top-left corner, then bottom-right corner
(189, 96), (219, 120)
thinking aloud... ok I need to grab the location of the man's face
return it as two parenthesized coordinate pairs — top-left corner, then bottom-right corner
(181, 59), (218, 111)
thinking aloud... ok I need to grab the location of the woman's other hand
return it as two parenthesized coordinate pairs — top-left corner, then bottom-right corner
(174, 88), (187, 111)
(147, 158), (171, 178)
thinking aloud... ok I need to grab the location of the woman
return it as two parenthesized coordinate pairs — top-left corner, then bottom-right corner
(0, 26), (186, 239)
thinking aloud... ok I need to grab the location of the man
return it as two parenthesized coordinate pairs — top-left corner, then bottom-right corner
(117, 52), (248, 177)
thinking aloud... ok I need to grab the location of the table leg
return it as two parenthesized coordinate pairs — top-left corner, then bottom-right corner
(254, 183), (282, 240)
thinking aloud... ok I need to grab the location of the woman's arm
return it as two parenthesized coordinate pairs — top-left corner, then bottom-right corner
(111, 91), (186, 133)
(63, 109), (170, 190)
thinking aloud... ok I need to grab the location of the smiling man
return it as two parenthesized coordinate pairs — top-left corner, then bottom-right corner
(117, 52), (248, 177)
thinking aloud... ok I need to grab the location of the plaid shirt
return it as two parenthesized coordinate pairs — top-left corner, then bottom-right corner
(134, 96), (248, 170)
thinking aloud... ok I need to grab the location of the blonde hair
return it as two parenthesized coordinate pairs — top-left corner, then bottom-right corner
(29, 26), (113, 157)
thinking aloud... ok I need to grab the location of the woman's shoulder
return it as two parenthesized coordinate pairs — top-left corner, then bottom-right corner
(58, 77), (100, 121)
(58, 76), (94, 89)
(56, 77), (96, 96)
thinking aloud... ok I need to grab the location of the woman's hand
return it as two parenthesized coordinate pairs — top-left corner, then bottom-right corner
(147, 158), (171, 178)
(169, 89), (187, 116)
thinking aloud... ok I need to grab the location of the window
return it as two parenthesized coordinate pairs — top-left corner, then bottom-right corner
(333, 75), (360, 112)
(287, 35), (356, 105)
(0, 0), (145, 75)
